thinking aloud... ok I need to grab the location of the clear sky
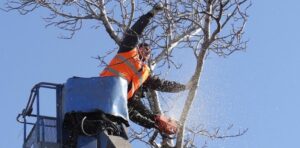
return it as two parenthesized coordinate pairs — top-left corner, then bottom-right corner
(1, 0), (300, 147)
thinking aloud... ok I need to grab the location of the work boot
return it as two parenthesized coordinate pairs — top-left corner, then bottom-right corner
(150, 2), (164, 15)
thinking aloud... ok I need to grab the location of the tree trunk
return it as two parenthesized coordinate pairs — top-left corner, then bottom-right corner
(175, 47), (208, 148)
(176, 1), (212, 147)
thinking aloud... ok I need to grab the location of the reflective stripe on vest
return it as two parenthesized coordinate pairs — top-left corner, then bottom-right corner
(103, 67), (126, 79)
(115, 55), (144, 86)
(100, 49), (150, 99)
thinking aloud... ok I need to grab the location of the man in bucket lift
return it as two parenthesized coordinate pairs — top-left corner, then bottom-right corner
(100, 3), (192, 136)
(63, 3), (193, 148)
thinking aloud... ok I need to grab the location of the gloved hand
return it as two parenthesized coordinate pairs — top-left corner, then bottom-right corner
(154, 2), (164, 11)
(150, 2), (164, 15)
(154, 114), (178, 135)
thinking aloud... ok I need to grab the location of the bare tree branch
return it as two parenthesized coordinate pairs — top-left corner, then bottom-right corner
(3, 0), (251, 147)
(153, 26), (202, 64)
(98, 0), (121, 45)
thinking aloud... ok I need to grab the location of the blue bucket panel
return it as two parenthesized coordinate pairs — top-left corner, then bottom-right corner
(62, 77), (128, 121)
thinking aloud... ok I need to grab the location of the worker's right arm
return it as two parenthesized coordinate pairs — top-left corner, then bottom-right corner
(118, 5), (162, 53)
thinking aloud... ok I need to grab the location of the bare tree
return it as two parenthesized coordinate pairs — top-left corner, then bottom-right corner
(3, 0), (251, 147)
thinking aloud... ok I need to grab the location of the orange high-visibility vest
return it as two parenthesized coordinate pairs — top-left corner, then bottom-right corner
(100, 48), (150, 99)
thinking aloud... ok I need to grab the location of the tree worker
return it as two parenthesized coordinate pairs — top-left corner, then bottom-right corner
(100, 3), (193, 135)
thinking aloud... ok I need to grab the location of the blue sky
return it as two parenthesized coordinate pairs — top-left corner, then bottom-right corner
(1, 1), (300, 147)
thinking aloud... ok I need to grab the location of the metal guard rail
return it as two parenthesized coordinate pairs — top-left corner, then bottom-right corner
(16, 82), (63, 147)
